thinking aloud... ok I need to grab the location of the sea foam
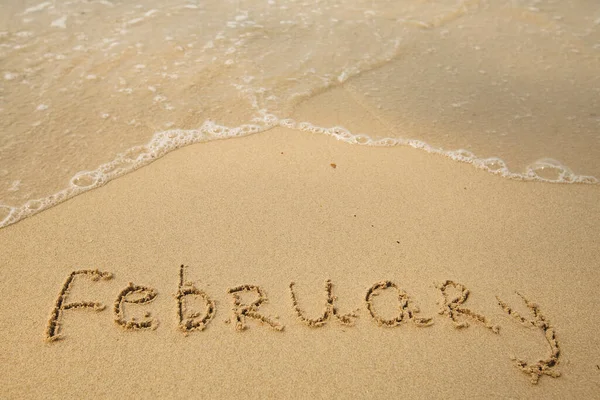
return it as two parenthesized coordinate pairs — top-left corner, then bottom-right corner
(0, 116), (596, 229)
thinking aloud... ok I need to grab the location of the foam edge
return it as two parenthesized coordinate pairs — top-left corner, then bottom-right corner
(1, 115), (597, 229)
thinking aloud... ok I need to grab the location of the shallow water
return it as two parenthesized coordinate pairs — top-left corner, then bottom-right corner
(1, 0), (599, 228)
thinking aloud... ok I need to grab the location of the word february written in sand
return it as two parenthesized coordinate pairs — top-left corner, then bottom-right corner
(45, 265), (560, 385)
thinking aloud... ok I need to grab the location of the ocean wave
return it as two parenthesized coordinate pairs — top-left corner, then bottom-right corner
(0, 114), (596, 229)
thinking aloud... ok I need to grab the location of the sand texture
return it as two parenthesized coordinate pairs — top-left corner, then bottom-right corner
(1, 127), (599, 398)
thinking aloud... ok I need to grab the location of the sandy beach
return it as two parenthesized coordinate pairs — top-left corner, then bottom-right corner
(1, 125), (599, 398)
(2, 0), (600, 398)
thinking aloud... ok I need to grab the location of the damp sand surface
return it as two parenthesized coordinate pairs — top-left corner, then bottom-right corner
(1, 127), (599, 398)
(2, 0), (600, 397)
(2, 0), (600, 228)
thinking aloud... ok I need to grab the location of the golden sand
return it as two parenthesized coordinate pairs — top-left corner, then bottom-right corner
(2, 2), (600, 396)
(1, 126), (598, 398)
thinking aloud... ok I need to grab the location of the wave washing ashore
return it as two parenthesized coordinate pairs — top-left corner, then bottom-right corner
(1, 0), (600, 228)
(2, 2), (600, 398)
(1, 114), (598, 229)
(1, 122), (599, 398)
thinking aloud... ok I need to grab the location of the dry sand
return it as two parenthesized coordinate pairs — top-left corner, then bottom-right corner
(1, 123), (599, 398)
(2, 1), (600, 398)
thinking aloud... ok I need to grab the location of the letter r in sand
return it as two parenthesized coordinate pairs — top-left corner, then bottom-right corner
(226, 285), (284, 331)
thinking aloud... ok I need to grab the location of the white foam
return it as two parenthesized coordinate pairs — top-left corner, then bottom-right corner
(127, 17), (144, 25)
(0, 116), (597, 230)
(50, 16), (68, 29)
(293, 121), (598, 185)
(7, 180), (21, 192)
(23, 2), (52, 15)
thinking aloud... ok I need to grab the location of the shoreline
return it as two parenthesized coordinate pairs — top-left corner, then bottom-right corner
(2, 114), (597, 231)
(2, 127), (598, 398)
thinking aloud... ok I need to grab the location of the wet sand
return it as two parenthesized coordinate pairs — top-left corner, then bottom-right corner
(1, 126), (599, 398)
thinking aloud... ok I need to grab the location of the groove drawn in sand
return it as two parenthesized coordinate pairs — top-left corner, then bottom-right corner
(226, 285), (284, 331)
(365, 280), (432, 327)
(289, 280), (358, 327)
(437, 280), (499, 333)
(114, 282), (158, 330)
(45, 269), (113, 342)
(497, 292), (561, 384)
(176, 265), (216, 333)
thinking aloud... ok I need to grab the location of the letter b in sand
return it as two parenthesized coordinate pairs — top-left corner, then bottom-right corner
(176, 265), (216, 333)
